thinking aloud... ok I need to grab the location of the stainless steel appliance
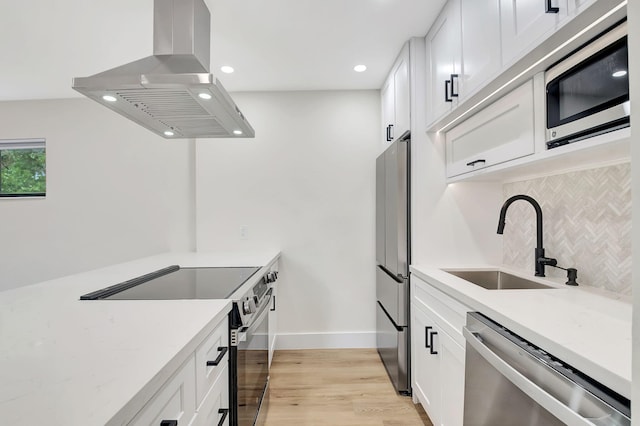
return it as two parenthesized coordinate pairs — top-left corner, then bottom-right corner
(376, 131), (410, 395)
(80, 265), (278, 426)
(546, 20), (628, 149)
(72, 0), (254, 139)
(463, 312), (631, 426)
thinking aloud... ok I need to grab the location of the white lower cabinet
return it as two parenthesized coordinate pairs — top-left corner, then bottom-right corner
(128, 356), (197, 426)
(411, 275), (468, 426)
(268, 279), (278, 368)
(445, 79), (535, 178)
(128, 315), (230, 426)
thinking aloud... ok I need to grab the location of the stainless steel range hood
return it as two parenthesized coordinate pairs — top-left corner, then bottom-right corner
(72, 0), (254, 139)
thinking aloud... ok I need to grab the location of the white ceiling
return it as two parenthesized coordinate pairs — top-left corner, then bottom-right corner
(0, 0), (445, 101)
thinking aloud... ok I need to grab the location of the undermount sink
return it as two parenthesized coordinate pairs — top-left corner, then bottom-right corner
(443, 269), (556, 290)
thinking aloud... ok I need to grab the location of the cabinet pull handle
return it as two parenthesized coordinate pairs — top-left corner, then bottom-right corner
(429, 331), (439, 355)
(466, 159), (486, 167)
(545, 0), (559, 13)
(206, 346), (228, 367)
(388, 124), (394, 141)
(450, 74), (459, 97)
(445, 80), (453, 102)
(271, 295), (276, 312)
(386, 125), (392, 141)
(160, 421), (178, 426)
(425, 326), (433, 348)
(217, 408), (229, 426)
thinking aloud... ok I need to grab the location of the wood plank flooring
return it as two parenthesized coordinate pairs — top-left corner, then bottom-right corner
(263, 349), (434, 426)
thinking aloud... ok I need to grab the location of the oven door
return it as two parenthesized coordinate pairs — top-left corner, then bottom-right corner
(236, 295), (271, 426)
(545, 21), (629, 147)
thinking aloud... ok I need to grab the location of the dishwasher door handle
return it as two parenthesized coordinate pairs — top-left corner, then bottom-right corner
(463, 327), (594, 426)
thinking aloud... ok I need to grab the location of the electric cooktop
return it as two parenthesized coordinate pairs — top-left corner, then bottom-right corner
(80, 265), (260, 300)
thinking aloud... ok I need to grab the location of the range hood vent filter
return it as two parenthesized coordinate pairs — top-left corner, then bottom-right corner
(72, 0), (254, 139)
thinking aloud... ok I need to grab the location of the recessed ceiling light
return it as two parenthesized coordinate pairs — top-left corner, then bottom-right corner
(233, 130), (243, 135)
(102, 95), (117, 102)
(612, 70), (627, 78)
(221, 66), (235, 74)
(198, 93), (212, 100)
(354, 65), (367, 73)
(164, 131), (175, 136)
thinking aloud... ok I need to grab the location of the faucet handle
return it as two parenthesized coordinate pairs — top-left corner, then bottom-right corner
(537, 256), (558, 267)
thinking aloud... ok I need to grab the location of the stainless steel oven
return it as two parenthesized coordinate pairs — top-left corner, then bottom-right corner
(229, 278), (274, 426)
(546, 20), (629, 149)
(462, 312), (630, 426)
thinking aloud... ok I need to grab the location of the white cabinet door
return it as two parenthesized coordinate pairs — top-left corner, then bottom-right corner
(445, 80), (535, 178)
(439, 331), (465, 426)
(567, 0), (596, 14)
(393, 48), (411, 139)
(460, 0), (501, 98)
(412, 303), (441, 426)
(500, 0), (569, 66)
(426, 0), (461, 127)
(128, 357), (197, 426)
(192, 364), (230, 426)
(381, 44), (410, 145)
(268, 284), (278, 368)
(381, 74), (395, 145)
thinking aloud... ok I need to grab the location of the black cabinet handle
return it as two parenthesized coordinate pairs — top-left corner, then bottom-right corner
(271, 295), (276, 312)
(445, 80), (452, 102)
(429, 331), (438, 355)
(160, 421), (178, 426)
(206, 346), (228, 367)
(425, 326), (433, 348)
(388, 124), (394, 141)
(466, 159), (486, 167)
(386, 125), (392, 141)
(545, 0), (559, 13)
(217, 408), (229, 426)
(450, 74), (459, 97)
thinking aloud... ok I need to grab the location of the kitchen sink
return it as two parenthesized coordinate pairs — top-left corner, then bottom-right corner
(443, 269), (556, 290)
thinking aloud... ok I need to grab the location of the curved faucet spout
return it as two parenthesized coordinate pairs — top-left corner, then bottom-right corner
(497, 194), (549, 277)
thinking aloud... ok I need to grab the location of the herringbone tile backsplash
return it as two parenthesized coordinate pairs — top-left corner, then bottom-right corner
(503, 163), (631, 295)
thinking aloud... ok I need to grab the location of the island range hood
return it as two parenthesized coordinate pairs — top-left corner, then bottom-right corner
(72, 0), (254, 139)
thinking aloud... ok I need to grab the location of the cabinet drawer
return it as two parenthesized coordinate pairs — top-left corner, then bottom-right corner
(128, 356), (196, 426)
(412, 275), (470, 347)
(445, 80), (535, 178)
(195, 316), (229, 408)
(191, 364), (230, 426)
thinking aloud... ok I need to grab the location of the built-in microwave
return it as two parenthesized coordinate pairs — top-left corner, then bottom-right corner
(545, 20), (629, 149)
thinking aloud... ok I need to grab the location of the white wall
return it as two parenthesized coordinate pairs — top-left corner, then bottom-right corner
(0, 98), (195, 291)
(195, 90), (380, 348)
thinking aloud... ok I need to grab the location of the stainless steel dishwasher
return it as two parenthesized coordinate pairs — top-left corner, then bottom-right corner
(462, 312), (630, 426)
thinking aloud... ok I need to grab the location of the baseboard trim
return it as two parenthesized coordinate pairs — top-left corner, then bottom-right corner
(275, 332), (376, 350)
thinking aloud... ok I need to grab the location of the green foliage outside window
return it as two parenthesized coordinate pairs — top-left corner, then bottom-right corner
(0, 148), (46, 196)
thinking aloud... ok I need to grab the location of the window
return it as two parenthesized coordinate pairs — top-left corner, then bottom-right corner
(0, 139), (46, 197)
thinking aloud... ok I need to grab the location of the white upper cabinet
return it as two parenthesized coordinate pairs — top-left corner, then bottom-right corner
(460, 0), (501, 98)
(381, 43), (411, 145)
(426, 0), (461, 127)
(500, 0), (569, 66)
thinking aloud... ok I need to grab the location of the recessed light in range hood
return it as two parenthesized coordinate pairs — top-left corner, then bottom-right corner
(72, 0), (254, 139)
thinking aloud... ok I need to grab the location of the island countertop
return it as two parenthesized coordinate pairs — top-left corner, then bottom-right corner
(0, 251), (280, 426)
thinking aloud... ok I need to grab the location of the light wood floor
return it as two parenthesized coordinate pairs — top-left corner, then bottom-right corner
(263, 349), (434, 426)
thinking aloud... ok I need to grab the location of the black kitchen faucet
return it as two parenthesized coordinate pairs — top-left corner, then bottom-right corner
(496, 194), (557, 277)
(496, 194), (579, 285)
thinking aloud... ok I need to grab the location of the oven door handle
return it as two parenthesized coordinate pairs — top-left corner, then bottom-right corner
(238, 293), (272, 341)
(463, 327), (594, 426)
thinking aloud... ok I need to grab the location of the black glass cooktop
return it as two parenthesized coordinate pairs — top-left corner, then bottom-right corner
(80, 265), (260, 300)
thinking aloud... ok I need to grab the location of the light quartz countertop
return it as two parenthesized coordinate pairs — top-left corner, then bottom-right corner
(410, 264), (632, 400)
(0, 251), (280, 426)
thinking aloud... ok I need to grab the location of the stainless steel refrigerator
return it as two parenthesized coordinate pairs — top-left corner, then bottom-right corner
(376, 131), (410, 395)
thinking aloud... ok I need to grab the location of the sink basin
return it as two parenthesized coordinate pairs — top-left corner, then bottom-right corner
(443, 269), (556, 290)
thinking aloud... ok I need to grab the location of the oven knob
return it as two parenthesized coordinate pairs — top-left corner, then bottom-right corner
(262, 276), (269, 284)
(253, 295), (259, 305)
(243, 299), (252, 315)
